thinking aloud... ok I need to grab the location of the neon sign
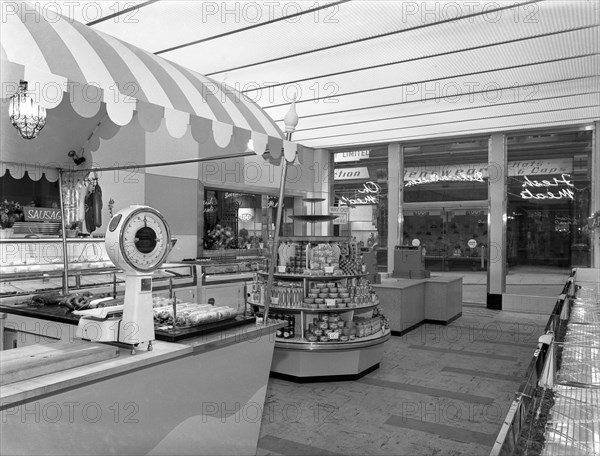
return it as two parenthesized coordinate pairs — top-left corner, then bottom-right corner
(520, 174), (575, 200)
(404, 171), (485, 188)
(340, 181), (381, 206)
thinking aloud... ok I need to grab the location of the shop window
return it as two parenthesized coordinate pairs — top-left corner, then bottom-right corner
(203, 189), (294, 250)
(333, 146), (388, 270)
(403, 139), (489, 203)
(0, 170), (60, 209)
(507, 130), (593, 268)
(402, 138), (489, 272)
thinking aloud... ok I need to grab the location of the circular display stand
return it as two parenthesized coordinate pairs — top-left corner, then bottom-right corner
(269, 329), (390, 382)
(253, 235), (388, 381)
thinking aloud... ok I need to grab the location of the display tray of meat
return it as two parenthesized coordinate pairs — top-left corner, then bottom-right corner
(153, 302), (256, 342)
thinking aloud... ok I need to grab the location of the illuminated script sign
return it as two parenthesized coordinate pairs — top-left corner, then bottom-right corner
(404, 171), (485, 188)
(339, 181), (381, 205)
(520, 174), (575, 200)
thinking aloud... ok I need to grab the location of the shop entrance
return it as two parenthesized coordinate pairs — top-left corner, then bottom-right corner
(403, 206), (487, 272)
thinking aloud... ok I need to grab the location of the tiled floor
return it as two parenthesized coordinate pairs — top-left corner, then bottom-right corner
(257, 306), (549, 456)
(441, 265), (571, 305)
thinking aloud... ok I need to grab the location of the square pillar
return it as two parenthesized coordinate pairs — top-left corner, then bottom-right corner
(487, 133), (507, 309)
(388, 143), (401, 274)
(592, 121), (600, 267)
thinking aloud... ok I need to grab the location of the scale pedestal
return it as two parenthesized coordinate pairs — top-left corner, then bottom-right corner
(75, 275), (154, 352)
(119, 274), (155, 347)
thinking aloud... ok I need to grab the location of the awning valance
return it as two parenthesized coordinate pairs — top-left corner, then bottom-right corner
(0, 3), (304, 165)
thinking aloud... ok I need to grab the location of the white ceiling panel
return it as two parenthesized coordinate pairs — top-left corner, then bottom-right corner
(242, 28), (599, 108)
(260, 55), (599, 121)
(38, 1), (147, 25)
(156, 0), (540, 75)
(299, 106), (599, 148)
(91, 1), (336, 53)
(291, 93), (599, 142)
(202, 3), (598, 82)
(285, 77), (600, 133)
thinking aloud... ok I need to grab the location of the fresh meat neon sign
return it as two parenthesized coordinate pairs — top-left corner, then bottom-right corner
(520, 174), (575, 200)
(340, 181), (381, 205)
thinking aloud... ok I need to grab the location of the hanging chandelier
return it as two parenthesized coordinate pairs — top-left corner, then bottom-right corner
(8, 80), (46, 139)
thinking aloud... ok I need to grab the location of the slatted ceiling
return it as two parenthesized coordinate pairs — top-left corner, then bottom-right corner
(249, 37), (598, 110)
(299, 107), (600, 148)
(47, 1), (149, 27)
(289, 77), (600, 133)
(206, 0), (596, 76)
(93, 1), (338, 54)
(260, 55), (599, 120)
(206, 23), (597, 97)
(265, 80), (600, 132)
(298, 95), (600, 141)
(291, 95), (599, 143)
(159, 0), (531, 76)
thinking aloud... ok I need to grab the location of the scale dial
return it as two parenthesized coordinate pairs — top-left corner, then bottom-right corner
(106, 206), (172, 273)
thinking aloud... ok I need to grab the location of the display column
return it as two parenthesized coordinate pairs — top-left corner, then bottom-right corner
(592, 121), (600, 268)
(487, 133), (507, 309)
(388, 143), (401, 274)
(317, 148), (332, 237)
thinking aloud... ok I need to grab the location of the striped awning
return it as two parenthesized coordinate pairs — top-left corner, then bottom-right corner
(0, 3), (302, 164)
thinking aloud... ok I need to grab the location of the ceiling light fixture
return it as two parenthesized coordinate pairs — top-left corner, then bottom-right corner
(8, 80), (46, 139)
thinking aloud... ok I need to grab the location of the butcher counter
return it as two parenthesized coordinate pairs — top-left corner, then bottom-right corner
(0, 320), (284, 456)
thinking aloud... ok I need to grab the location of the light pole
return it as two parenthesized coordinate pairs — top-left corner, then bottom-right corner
(263, 99), (299, 323)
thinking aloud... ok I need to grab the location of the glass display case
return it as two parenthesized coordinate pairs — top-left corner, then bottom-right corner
(0, 239), (196, 301)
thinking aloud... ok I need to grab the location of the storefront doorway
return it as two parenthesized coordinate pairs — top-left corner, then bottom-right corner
(403, 206), (487, 272)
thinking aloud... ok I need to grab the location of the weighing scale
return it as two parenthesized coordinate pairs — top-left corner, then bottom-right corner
(76, 205), (173, 354)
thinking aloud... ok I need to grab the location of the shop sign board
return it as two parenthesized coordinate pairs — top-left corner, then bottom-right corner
(403, 158), (574, 187)
(404, 163), (488, 186)
(507, 158), (572, 176)
(334, 150), (371, 163)
(330, 206), (350, 225)
(334, 167), (370, 180)
(23, 206), (61, 222)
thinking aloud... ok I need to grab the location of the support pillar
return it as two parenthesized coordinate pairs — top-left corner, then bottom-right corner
(487, 133), (507, 309)
(592, 122), (600, 267)
(388, 143), (401, 274)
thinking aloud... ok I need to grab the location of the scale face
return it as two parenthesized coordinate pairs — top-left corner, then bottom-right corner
(106, 206), (171, 274)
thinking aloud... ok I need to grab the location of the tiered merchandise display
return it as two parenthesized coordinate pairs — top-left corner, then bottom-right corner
(248, 236), (390, 380)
